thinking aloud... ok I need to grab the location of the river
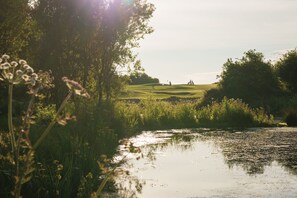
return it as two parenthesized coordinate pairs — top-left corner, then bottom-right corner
(108, 127), (297, 197)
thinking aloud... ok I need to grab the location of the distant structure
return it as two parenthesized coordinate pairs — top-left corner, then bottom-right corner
(169, 81), (172, 86)
(188, 80), (194, 85)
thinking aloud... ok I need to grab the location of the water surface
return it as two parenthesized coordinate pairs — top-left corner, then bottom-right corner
(112, 128), (297, 197)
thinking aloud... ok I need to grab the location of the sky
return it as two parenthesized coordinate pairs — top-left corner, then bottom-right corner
(135, 0), (297, 84)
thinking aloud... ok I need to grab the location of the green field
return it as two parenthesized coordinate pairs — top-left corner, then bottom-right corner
(119, 83), (217, 100)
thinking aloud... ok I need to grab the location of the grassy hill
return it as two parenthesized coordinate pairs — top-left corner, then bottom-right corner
(119, 83), (217, 100)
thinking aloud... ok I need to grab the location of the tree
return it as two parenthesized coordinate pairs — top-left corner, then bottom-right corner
(218, 50), (280, 103)
(129, 72), (159, 84)
(33, 0), (155, 106)
(0, 0), (39, 59)
(275, 49), (297, 93)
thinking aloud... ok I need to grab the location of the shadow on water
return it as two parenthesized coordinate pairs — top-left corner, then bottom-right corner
(110, 127), (297, 197)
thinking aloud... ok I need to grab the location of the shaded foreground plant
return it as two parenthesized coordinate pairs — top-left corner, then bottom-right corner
(0, 54), (90, 197)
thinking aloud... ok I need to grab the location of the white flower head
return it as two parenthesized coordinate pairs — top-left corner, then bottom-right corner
(11, 61), (18, 67)
(6, 72), (13, 80)
(22, 74), (30, 81)
(16, 70), (23, 76)
(2, 54), (10, 61)
(31, 73), (38, 79)
(0, 63), (11, 70)
(23, 65), (34, 73)
(19, 59), (27, 65)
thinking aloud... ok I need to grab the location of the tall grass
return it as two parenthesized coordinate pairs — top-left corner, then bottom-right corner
(115, 97), (274, 130)
(197, 97), (274, 127)
(115, 99), (198, 130)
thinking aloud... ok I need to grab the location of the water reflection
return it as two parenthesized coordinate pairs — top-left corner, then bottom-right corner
(215, 128), (297, 175)
(112, 128), (297, 197)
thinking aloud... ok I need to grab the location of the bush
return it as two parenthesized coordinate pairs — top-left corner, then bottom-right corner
(197, 97), (274, 127)
(217, 50), (280, 104)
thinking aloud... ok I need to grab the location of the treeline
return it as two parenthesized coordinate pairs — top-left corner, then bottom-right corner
(129, 72), (159, 84)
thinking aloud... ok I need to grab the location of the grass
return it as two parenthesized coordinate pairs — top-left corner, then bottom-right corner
(119, 83), (217, 100)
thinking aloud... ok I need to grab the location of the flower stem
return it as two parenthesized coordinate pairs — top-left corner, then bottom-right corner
(8, 84), (16, 152)
(33, 91), (73, 150)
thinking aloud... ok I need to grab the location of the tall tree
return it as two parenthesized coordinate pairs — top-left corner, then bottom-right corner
(33, 0), (154, 106)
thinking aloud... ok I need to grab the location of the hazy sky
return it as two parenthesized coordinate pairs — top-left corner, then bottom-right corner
(136, 0), (297, 84)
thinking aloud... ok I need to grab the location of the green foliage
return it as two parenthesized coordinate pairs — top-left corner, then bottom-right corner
(35, 103), (56, 123)
(129, 72), (160, 85)
(0, 0), (40, 58)
(197, 97), (274, 127)
(33, 0), (155, 105)
(198, 87), (223, 107)
(275, 49), (297, 93)
(219, 50), (280, 104)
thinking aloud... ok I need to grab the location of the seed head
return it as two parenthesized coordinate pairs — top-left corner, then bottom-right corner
(31, 73), (38, 79)
(25, 65), (34, 73)
(16, 70), (23, 76)
(19, 59), (27, 65)
(62, 77), (90, 98)
(22, 74), (30, 81)
(11, 61), (18, 67)
(6, 72), (13, 80)
(0, 63), (11, 70)
(2, 54), (10, 61)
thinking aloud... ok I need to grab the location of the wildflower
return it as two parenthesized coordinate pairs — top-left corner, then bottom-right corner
(11, 61), (18, 67)
(62, 77), (90, 98)
(19, 59), (27, 65)
(31, 73), (38, 80)
(22, 74), (30, 82)
(2, 54), (10, 61)
(0, 63), (11, 70)
(16, 70), (23, 76)
(27, 67), (34, 73)
(23, 65), (34, 73)
(6, 72), (13, 80)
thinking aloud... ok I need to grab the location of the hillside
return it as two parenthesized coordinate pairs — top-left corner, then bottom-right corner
(119, 83), (217, 100)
